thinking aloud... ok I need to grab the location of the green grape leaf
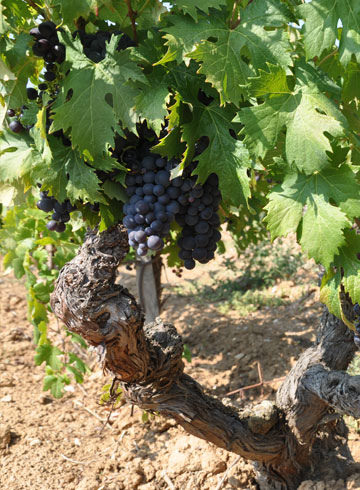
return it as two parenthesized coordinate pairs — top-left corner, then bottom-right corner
(240, 60), (347, 174)
(152, 126), (186, 159)
(343, 61), (360, 103)
(265, 168), (357, 268)
(32, 138), (105, 204)
(53, 0), (95, 26)
(175, 0), (227, 21)
(43, 375), (67, 399)
(52, 35), (145, 158)
(35, 344), (63, 370)
(298, 0), (360, 66)
(160, 2), (292, 105)
(134, 68), (171, 134)
(182, 102), (251, 206)
(0, 131), (41, 183)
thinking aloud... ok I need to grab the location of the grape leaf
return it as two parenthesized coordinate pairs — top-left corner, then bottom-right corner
(35, 344), (63, 370)
(265, 168), (358, 267)
(343, 61), (360, 103)
(53, 0), (95, 26)
(174, 0), (227, 21)
(160, 2), (292, 105)
(0, 131), (41, 183)
(298, 0), (360, 66)
(32, 138), (106, 204)
(182, 102), (251, 207)
(189, 2), (293, 105)
(51, 35), (145, 158)
(240, 60), (347, 174)
(134, 68), (171, 134)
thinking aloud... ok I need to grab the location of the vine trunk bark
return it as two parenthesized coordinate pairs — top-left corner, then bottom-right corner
(50, 225), (360, 489)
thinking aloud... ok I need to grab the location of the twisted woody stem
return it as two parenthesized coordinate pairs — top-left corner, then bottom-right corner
(51, 225), (360, 490)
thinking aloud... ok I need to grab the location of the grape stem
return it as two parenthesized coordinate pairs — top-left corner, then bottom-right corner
(124, 0), (138, 45)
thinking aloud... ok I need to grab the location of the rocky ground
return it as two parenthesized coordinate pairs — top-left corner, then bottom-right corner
(0, 235), (359, 489)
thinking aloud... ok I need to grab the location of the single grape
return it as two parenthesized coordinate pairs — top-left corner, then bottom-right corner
(135, 201), (150, 214)
(46, 220), (58, 231)
(150, 220), (163, 233)
(134, 214), (145, 225)
(123, 215), (136, 229)
(38, 82), (48, 91)
(171, 177), (183, 188)
(9, 120), (24, 133)
(201, 194), (213, 206)
(7, 109), (16, 117)
(144, 194), (156, 203)
(178, 249), (192, 260)
(184, 259), (196, 270)
(141, 156), (156, 170)
(167, 187), (180, 199)
(52, 211), (61, 221)
(135, 187), (144, 197)
(201, 208), (213, 220)
(153, 184), (165, 196)
(155, 158), (166, 168)
(143, 171), (156, 184)
(57, 222), (66, 232)
(125, 174), (137, 186)
(195, 234), (209, 248)
(157, 211), (168, 223)
(158, 194), (170, 205)
(185, 214), (198, 226)
(155, 170), (170, 187)
(27, 87), (38, 100)
(37, 198), (54, 212)
(143, 183), (154, 195)
(166, 201), (180, 215)
(187, 206), (198, 216)
(147, 235), (164, 251)
(135, 230), (147, 243)
(44, 71), (56, 82)
(192, 248), (207, 261)
(195, 221), (209, 234)
(145, 211), (155, 225)
(181, 179), (192, 192)
(60, 212), (70, 222)
(135, 175), (143, 185)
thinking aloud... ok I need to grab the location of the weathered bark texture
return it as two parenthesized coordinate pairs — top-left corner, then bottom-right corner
(50, 225), (360, 490)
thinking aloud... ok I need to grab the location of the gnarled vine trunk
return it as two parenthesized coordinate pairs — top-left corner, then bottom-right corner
(50, 225), (360, 490)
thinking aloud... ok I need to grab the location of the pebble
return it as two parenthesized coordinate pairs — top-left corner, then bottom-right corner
(0, 424), (11, 449)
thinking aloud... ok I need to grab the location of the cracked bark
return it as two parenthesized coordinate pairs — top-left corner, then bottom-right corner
(50, 225), (360, 489)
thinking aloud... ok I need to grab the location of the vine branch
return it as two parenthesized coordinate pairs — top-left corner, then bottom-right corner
(124, 0), (138, 45)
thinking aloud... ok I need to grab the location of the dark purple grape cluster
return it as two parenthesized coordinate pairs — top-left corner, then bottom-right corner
(37, 190), (75, 233)
(75, 30), (135, 63)
(175, 174), (222, 270)
(123, 154), (181, 256)
(30, 21), (65, 66)
(354, 303), (360, 349)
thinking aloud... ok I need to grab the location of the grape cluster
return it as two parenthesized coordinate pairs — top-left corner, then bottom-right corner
(75, 30), (135, 63)
(30, 21), (65, 65)
(123, 154), (180, 256)
(176, 173), (222, 270)
(37, 190), (75, 233)
(354, 303), (360, 349)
